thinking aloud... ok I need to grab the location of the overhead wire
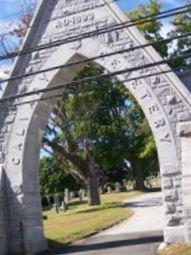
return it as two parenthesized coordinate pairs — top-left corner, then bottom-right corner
(0, 2), (191, 61)
(0, 3), (191, 107)
(0, 50), (191, 105)
(0, 0), (118, 37)
(1, 30), (191, 85)
(1, 63), (191, 110)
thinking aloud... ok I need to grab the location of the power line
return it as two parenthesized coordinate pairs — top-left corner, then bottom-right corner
(1, 64), (190, 110)
(1, 3), (191, 62)
(1, 51), (191, 105)
(0, 3), (190, 105)
(1, 30), (191, 85)
(0, 0), (117, 37)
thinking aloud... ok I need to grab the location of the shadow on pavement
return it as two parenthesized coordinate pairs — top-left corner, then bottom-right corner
(49, 234), (163, 254)
(124, 197), (162, 208)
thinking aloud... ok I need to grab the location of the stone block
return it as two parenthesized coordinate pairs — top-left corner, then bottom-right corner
(173, 177), (182, 188)
(177, 122), (191, 137)
(184, 207), (191, 219)
(164, 226), (184, 243)
(163, 178), (173, 189)
(165, 202), (176, 214)
(166, 215), (181, 226)
(165, 190), (178, 202)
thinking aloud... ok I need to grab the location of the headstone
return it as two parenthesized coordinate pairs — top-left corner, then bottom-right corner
(115, 182), (121, 193)
(46, 195), (51, 205)
(99, 186), (104, 194)
(53, 203), (59, 214)
(107, 186), (112, 193)
(53, 194), (59, 213)
(78, 189), (83, 203)
(65, 188), (70, 203)
(82, 189), (87, 197)
(60, 200), (68, 212)
(70, 191), (76, 199)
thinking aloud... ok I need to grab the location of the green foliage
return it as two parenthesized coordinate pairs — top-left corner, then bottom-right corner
(127, 0), (168, 58)
(39, 157), (82, 196)
(168, 2), (191, 68)
(41, 64), (158, 192)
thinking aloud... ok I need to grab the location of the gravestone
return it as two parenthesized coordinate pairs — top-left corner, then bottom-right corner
(115, 182), (121, 193)
(60, 200), (68, 212)
(107, 186), (112, 193)
(65, 188), (70, 203)
(78, 189), (83, 203)
(53, 194), (60, 213)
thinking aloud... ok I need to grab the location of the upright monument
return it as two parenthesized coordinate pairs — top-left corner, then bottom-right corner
(0, 0), (191, 254)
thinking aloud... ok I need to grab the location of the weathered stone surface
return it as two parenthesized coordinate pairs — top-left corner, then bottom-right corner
(165, 190), (179, 202)
(165, 202), (176, 214)
(0, 0), (191, 253)
(177, 122), (191, 137)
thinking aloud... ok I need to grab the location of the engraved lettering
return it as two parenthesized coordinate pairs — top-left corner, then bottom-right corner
(5, 115), (15, 124)
(154, 119), (166, 129)
(39, 73), (49, 82)
(148, 104), (159, 115)
(0, 143), (3, 151)
(151, 76), (161, 85)
(141, 90), (152, 100)
(130, 80), (141, 90)
(160, 133), (171, 143)
(110, 59), (121, 70)
(16, 129), (25, 137)
(0, 152), (5, 163)
(185, 208), (191, 218)
(12, 158), (21, 165)
(14, 143), (23, 151)
(19, 117), (29, 121)
(0, 125), (7, 134)
(55, 13), (94, 28)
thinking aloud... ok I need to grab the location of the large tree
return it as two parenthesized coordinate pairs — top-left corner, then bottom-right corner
(9, 1), (161, 197)
(42, 64), (158, 197)
(168, 1), (191, 68)
(128, 0), (168, 58)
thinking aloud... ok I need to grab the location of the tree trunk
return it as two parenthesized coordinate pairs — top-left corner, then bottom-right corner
(85, 152), (101, 206)
(132, 159), (145, 190)
(86, 173), (100, 206)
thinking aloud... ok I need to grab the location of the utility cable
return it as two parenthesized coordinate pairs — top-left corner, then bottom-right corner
(1, 3), (191, 62)
(1, 31), (191, 85)
(0, 51), (191, 104)
(1, 64), (190, 109)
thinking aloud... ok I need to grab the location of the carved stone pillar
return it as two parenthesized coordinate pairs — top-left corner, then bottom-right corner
(0, 167), (8, 255)
(178, 121), (191, 244)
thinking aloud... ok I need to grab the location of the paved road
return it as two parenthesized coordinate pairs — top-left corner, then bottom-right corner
(51, 192), (164, 255)
(99, 192), (163, 235)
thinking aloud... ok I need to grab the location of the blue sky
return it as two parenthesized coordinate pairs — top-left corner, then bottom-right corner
(0, 0), (186, 21)
(118, 0), (185, 11)
(0, 0), (187, 78)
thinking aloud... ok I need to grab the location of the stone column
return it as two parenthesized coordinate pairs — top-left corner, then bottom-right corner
(178, 121), (191, 244)
(0, 167), (8, 255)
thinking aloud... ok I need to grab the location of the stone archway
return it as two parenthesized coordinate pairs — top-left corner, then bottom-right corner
(1, 0), (191, 254)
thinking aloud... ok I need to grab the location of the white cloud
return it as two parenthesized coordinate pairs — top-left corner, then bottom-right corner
(160, 22), (173, 38)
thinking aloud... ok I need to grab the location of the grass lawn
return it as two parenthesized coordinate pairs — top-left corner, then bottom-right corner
(43, 191), (142, 247)
(159, 242), (191, 255)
